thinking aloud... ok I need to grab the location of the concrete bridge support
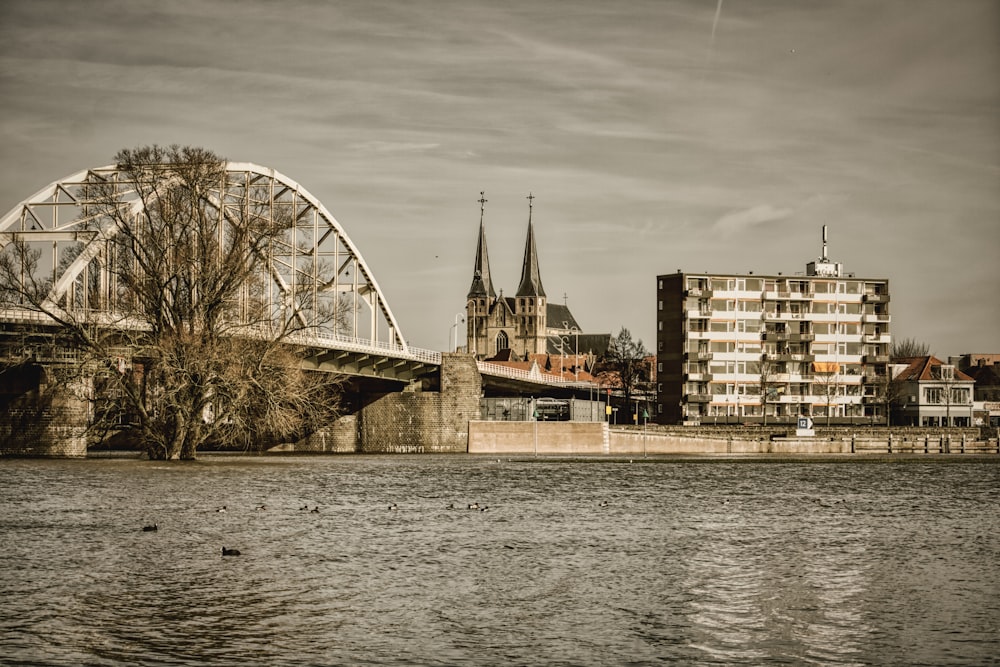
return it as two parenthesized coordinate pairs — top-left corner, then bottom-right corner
(283, 353), (482, 454)
(0, 365), (88, 457)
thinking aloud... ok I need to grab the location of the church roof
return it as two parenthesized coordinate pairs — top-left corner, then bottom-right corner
(545, 304), (579, 332)
(515, 195), (545, 298)
(467, 194), (496, 299)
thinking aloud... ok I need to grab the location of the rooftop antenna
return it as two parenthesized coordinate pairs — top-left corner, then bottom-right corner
(821, 224), (829, 261)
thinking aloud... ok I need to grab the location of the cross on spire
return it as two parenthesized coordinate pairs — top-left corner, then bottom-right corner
(526, 192), (534, 222)
(478, 191), (487, 224)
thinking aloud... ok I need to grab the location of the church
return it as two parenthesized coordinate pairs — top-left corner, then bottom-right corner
(465, 193), (609, 371)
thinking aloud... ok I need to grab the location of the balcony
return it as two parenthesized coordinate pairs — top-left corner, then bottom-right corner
(684, 350), (712, 361)
(862, 334), (891, 344)
(783, 353), (815, 363)
(863, 293), (890, 303)
(684, 310), (711, 319)
(788, 333), (815, 342)
(686, 393), (712, 403)
(763, 331), (790, 342)
(684, 372), (713, 382)
(685, 287), (712, 298)
(862, 313), (891, 323)
(863, 354), (890, 364)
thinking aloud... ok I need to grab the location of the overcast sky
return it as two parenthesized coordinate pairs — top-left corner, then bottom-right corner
(1, 0), (997, 355)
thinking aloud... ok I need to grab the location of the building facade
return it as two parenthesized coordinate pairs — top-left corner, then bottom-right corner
(892, 356), (976, 427)
(655, 230), (892, 425)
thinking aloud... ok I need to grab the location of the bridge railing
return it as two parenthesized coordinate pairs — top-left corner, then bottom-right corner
(0, 308), (443, 365)
(284, 330), (442, 365)
(477, 360), (597, 389)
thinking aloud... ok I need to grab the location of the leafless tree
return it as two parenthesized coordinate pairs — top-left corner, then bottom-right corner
(871, 364), (905, 426)
(599, 327), (649, 415)
(813, 367), (840, 426)
(0, 145), (345, 459)
(759, 354), (781, 426)
(891, 337), (930, 360)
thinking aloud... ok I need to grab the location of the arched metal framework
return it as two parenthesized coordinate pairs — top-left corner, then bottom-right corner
(0, 162), (409, 353)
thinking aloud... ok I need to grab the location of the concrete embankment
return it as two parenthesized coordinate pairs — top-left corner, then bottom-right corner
(467, 422), (1000, 456)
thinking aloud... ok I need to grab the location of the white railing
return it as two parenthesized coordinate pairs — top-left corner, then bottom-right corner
(0, 307), (443, 366)
(476, 361), (596, 388)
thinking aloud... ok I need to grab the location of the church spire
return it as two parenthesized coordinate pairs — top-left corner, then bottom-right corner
(516, 192), (546, 298)
(467, 191), (496, 299)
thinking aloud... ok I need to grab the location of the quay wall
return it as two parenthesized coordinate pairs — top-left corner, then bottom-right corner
(469, 421), (608, 455)
(469, 422), (999, 456)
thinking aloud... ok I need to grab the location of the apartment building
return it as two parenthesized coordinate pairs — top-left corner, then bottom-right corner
(655, 231), (891, 425)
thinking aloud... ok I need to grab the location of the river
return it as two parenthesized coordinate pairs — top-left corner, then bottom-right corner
(1, 454), (998, 666)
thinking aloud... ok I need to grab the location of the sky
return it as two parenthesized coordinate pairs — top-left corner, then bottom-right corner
(1, 0), (997, 356)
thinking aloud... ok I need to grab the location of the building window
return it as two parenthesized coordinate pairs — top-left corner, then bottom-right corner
(496, 331), (509, 351)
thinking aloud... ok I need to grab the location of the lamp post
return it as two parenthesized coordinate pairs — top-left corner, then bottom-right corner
(466, 298), (478, 359)
(450, 313), (465, 353)
(563, 321), (580, 381)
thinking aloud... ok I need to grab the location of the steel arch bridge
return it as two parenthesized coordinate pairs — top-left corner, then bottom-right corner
(0, 162), (441, 380)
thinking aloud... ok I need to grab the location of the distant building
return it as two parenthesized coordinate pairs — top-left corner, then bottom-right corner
(465, 193), (610, 364)
(892, 356), (975, 427)
(655, 227), (892, 425)
(952, 355), (1000, 426)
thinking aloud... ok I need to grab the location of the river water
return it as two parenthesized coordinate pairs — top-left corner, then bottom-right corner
(0, 454), (997, 666)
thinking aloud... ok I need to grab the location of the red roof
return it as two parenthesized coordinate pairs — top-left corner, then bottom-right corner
(895, 356), (975, 382)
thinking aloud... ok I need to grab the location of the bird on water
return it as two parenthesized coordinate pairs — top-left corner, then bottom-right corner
(221, 547), (241, 556)
(142, 524), (158, 532)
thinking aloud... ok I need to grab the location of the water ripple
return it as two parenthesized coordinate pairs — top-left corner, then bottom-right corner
(0, 456), (997, 665)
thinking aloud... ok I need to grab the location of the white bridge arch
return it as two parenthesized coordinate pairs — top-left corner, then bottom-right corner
(1, 162), (591, 387)
(0, 162), (412, 357)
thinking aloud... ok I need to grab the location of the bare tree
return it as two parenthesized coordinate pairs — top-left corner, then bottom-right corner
(891, 337), (929, 360)
(0, 145), (345, 459)
(812, 366), (841, 426)
(758, 354), (781, 426)
(871, 364), (905, 426)
(599, 327), (649, 415)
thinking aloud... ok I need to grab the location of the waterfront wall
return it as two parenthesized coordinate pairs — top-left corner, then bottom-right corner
(468, 422), (999, 456)
(469, 421), (609, 455)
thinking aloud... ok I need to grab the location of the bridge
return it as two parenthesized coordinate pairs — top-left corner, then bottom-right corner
(0, 161), (600, 456)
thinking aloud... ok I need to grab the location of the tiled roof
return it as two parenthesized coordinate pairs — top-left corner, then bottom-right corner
(894, 356), (975, 382)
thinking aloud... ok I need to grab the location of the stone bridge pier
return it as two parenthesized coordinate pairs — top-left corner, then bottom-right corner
(280, 353), (482, 454)
(0, 365), (89, 457)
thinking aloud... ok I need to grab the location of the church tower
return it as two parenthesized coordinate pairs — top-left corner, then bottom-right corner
(515, 193), (547, 356)
(466, 192), (495, 358)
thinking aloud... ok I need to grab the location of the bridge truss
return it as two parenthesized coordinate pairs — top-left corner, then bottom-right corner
(0, 162), (410, 359)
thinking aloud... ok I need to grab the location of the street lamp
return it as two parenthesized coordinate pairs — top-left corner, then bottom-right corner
(450, 312), (465, 353)
(466, 298), (478, 359)
(563, 321), (580, 381)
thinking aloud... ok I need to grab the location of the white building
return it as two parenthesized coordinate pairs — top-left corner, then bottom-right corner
(655, 228), (891, 425)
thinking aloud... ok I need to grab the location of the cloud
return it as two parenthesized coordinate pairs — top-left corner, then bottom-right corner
(711, 204), (793, 235)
